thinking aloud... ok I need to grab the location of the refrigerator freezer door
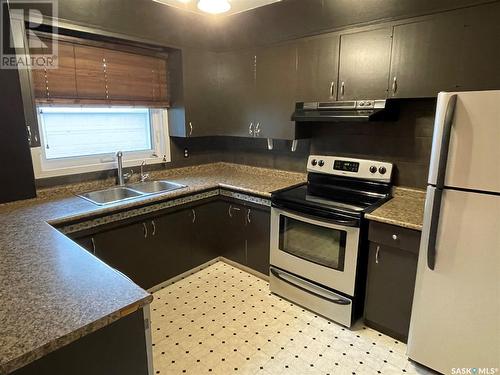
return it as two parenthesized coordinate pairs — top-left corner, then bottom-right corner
(428, 90), (500, 193)
(408, 186), (500, 374)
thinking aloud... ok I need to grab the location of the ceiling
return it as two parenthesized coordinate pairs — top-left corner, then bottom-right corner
(152, 0), (282, 16)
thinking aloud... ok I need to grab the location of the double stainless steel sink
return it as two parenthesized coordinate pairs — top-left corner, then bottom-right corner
(78, 180), (186, 206)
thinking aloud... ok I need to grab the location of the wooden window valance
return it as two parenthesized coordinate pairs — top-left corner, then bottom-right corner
(30, 36), (169, 107)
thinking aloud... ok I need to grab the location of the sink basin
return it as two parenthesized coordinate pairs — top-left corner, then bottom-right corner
(127, 180), (186, 194)
(77, 181), (186, 206)
(78, 186), (143, 206)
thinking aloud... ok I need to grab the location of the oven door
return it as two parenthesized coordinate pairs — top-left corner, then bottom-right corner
(270, 207), (360, 296)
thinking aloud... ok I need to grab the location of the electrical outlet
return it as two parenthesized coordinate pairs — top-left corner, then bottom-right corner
(184, 148), (189, 158)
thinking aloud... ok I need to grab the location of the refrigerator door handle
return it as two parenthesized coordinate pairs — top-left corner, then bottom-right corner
(426, 94), (457, 270)
(435, 94), (458, 189)
(427, 188), (442, 270)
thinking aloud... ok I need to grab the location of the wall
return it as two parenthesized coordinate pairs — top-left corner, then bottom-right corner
(213, 0), (494, 50)
(50, 0), (220, 49)
(50, 0), (493, 51)
(175, 99), (435, 188)
(37, 99), (435, 189)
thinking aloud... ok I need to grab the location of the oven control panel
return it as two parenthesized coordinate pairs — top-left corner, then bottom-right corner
(307, 155), (393, 182)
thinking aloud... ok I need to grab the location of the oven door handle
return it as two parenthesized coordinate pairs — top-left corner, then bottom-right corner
(272, 202), (360, 227)
(270, 267), (351, 306)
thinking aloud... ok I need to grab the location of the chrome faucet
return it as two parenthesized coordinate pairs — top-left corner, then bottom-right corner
(116, 151), (132, 186)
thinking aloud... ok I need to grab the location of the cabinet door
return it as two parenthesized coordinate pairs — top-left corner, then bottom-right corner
(93, 222), (151, 288)
(0, 67), (36, 203)
(364, 242), (418, 342)
(255, 43), (297, 140)
(338, 27), (392, 100)
(182, 48), (221, 137)
(219, 201), (247, 264)
(151, 209), (193, 286)
(296, 34), (340, 102)
(190, 202), (222, 267)
(459, 2), (500, 91)
(218, 50), (256, 137)
(245, 206), (271, 275)
(389, 14), (463, 98)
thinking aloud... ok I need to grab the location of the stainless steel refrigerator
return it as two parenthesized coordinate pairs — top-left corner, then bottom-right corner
(407, 90), (500, 374)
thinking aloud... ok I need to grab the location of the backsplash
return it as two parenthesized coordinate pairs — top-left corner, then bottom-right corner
(36, 99), (435, 189)
(176, 99), (436, 188)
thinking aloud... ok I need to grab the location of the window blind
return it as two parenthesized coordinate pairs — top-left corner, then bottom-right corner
(30, 37), (169, 107)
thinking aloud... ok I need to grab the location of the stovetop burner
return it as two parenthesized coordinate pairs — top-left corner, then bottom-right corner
(272, 155), (393, 220)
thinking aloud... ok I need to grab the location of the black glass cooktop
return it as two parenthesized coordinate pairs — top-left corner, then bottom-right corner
(272, 173), (392, 220)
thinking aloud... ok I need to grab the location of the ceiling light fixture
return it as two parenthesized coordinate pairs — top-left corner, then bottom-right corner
(197, 0), (231, 14)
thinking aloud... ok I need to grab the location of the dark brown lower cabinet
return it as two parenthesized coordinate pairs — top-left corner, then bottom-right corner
(219, 199), (271, 276)
(11, 309), (148, 375)
(364, 221), (420, 342)
(92, 221), (154, 288)
(245, 205), (271, 275)
(219, 201), (247, 264)
(70, 197), (270, 290)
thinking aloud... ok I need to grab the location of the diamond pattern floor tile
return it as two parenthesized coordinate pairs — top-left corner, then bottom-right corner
(151, 261), (433, 375)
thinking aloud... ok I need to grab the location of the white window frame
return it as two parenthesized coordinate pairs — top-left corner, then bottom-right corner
(31, 107), (171, 179)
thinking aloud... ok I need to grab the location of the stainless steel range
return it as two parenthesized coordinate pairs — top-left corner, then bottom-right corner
(270, 155), (393, 327)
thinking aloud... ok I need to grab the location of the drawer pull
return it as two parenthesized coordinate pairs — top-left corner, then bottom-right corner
(375, 245), (380, 264)
(392, 234), (398, 240)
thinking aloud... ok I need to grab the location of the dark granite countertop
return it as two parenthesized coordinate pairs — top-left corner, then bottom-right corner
(365, 187), (427, 231)
(0, 163), (306, 374)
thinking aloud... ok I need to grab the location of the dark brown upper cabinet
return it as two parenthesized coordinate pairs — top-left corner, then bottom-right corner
(389, 13), (464, 98)
(337, 27), (392, 100)
(296, 34), (340, 102)
(218, 49), (256, 137)
(168, 48), (221, 137)
(254, 42), (298, 139)
(459, 2), (500, 91)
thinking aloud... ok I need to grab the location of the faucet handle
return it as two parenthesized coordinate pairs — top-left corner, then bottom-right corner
(123, 169), (133, 183)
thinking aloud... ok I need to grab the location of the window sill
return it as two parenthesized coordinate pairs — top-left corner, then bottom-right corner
(31, 147), (171, 179)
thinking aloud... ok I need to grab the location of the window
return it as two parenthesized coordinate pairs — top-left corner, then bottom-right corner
(32, 106), (170, 178)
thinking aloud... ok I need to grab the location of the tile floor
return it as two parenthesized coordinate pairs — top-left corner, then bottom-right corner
(150, 261), (432, 375)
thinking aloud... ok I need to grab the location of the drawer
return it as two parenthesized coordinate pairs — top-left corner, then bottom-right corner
(368, 221), (421, 254)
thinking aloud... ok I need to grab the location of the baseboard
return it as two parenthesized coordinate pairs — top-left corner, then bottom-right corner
(147, 258), (220, 293)
(219, 257), (270, 282)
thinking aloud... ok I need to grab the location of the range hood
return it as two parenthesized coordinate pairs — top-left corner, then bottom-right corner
(292, 99), (398, 122)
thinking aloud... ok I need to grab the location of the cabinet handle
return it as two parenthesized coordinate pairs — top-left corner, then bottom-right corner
(91, 237), (96, 254)
(375, 245), (380, 264)
(228, 204), (240, 218)
(329, 81), (335, 98)
(341, 81), (345, 96)
(151, 220), (156, 236)
(192, 209), (196, 223)
(143, 222), (148, 238)
(247, 208), (251, 224)
(392, 234), (398, 241)
(248, 122), (253, 136)
(255, 123), (261, 137)
(188, 121), (193, 136)
(392, 76), (398, 95)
